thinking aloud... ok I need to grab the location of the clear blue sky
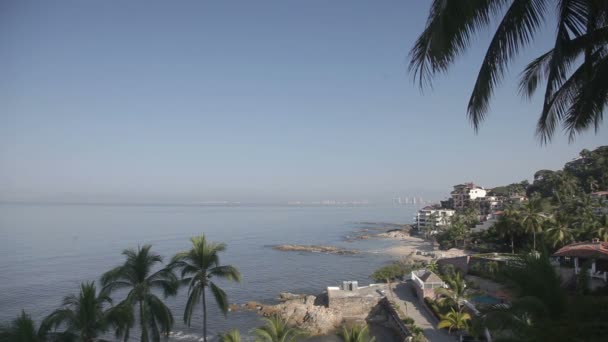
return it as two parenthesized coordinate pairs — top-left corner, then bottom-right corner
(1, 1), (606, 203)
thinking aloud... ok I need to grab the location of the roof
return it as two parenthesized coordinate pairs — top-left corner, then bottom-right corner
(553, 241), (608, 259)
(419, 271), (444, 284)
(591, 191), (608, 196)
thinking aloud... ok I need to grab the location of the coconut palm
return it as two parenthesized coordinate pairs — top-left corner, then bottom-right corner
(437, 271), (467, 305)
(337, 324), (376, 342)
(520, 195), (545, 251)
(438, 308), (471, 333)
(0, 311), (45, 342)
(41, 282), (133, 342)
(494, 206), (522, 254)
(545, 220), (574, 248)
(409, 0), (608, 142)
(594, 214), (608, 241)
(218, 329), (242, 342)
(101, 245), (178, 342)
(253, 315), (303, 342)
(169, 235), (241, 342)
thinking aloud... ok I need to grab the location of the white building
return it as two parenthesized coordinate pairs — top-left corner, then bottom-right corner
(451, 183), (487, 210)
(415, 206), (456, 231)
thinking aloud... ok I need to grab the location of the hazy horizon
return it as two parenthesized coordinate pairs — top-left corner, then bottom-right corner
(2, 1), (607, 205)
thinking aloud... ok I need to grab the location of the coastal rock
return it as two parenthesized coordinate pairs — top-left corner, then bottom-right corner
(278, 292), (306, 301)
(265, 295), (343, 335)
(243, 301), (263, 311)
(376, 229), (410, 239)
(273, 244), (358, 255)
(228, 303), (239, 312)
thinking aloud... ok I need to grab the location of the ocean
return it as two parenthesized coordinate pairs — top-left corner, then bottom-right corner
(0, 204), (418, 340)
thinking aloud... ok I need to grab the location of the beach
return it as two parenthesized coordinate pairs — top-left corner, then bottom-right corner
(378, 233), (473, 260)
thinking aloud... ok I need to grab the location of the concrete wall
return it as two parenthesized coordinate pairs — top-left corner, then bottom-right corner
(437, 256), (470, 274)
(327, 295), (380, 316)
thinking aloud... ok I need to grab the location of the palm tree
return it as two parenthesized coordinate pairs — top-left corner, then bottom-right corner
(41, 282), (133, 342)
(545, 220), (574, 248)
(594, 214), (608, 241)
(409, 1), (608, 142)
(337, 324), (376, 342)
(218, 329), (242, 342)
(438, 308), (471, 333)
(520, 196), (545, 251)
(253, 315), (303, 342)
(101, 245), (178, 342)
(494, 206), (521, 254)
(169, 235), (241, 342)
(437, 271), (467, 305)
(0, 311), (45, 342)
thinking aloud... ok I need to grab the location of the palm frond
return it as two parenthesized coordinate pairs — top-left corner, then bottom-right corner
(468, 0), (547, 131)
(209, 281), (229, 316)
(209, 265), (242, 282)
(409, 0), (509, 89)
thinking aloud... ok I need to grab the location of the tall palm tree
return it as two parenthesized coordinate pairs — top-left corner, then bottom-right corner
(41, 282), (133, 342)
(169, 235), (241, 342)
(409, 1), (608, 142)
(438, 308), (471, 334)
(218, 329), (242, 342)
(520, 196), (545, 251)
(337, 324), (376, 342)
(494, 206), (522, 253)
(0, 311), (45, 342)
(101, 245), (178, 342)
(253, 315), (303, 342)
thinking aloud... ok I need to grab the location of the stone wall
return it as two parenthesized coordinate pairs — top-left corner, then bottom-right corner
(327, 294), (380, 316)
(437, 255), (470, 274)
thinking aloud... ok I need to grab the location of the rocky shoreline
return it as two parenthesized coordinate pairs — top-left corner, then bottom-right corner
(272, 244), (359, 255)
(232, 292), (343, 335)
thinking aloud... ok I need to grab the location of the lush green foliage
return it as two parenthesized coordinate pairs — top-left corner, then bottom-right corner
(481, 253), (608, 341)
(41, 282), (133, 341)
(337, 324), (375, 342)
(438, 308), (471, 333)
(253, 315), (303, 342)
(0, 311), (44, 342)
(218, 329), (242, 342)
(370, 256), (424, 283)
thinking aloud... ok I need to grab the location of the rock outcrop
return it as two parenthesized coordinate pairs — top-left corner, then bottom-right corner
(268, 295), (343, 335)
(273, 244), (358, 255)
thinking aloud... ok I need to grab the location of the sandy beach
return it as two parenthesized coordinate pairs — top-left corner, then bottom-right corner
(377, 234), (473, 260)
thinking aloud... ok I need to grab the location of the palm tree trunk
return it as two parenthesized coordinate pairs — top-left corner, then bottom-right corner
(140, 300), (148, 342)
(533, 231), (536, 251)
(511, 234), (515, 254)
(202, 287), (207, 342)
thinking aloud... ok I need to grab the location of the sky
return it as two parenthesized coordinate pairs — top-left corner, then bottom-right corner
(1, 0), (607, 204)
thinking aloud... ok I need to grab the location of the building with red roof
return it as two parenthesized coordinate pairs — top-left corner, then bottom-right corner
(552, 239), (608, 283)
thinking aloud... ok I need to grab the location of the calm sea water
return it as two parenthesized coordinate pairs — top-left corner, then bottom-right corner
(0, 204), (418, 340)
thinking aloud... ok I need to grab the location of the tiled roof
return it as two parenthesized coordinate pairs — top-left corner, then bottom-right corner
(420, 271), (444, 284)
(553, 241), (608, 259)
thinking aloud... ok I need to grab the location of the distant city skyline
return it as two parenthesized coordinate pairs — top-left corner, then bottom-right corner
(1, 1), (607, 204)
